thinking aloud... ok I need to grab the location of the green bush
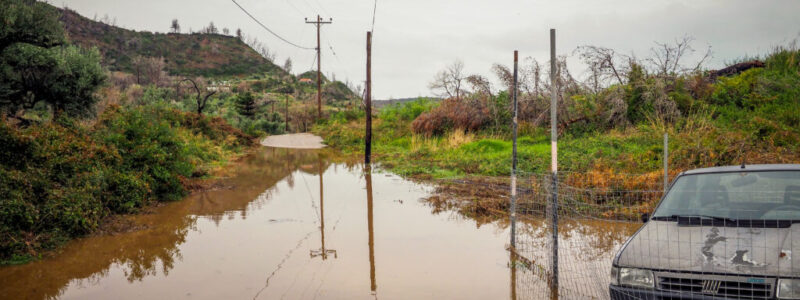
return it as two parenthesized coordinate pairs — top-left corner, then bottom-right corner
(95, 105), (193, 202)
(710, 68), (765, 108)
(0, 103), (254, 262)
(379, 98), (438, 122)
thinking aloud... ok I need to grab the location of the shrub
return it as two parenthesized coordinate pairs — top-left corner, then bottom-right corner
(94, 105), (193, 202)
(379, 98), (437, 122)
(412, 98), (488, 136)
(710, 68), (765, 109)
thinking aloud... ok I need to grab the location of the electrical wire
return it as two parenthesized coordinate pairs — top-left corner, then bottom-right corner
(370, 0), (377, 32)
(284, 0), (305, 16)
(231, 0), (315, 50)
(308, 51), (318, 72)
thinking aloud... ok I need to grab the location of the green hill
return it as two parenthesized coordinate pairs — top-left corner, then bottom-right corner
(57, 6), (285, 78)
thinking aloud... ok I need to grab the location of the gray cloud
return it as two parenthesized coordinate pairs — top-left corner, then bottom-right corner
(56, 0), (800, 99)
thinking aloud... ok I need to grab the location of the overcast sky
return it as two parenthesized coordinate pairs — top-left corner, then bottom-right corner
(55, 0), (800, 99)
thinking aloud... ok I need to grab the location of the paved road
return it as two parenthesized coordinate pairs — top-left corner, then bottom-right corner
(260, 133), (326, 149)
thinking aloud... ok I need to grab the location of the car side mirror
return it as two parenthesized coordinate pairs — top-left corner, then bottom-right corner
(641, 213), (649, 223)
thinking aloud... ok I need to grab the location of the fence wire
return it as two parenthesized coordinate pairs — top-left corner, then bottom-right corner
(436, 167), (800, 299)
(508, 172), (656, 299)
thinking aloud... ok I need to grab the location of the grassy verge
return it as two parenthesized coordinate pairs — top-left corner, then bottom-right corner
(0, 104), (254, 264)
(313, 49), (800, 218)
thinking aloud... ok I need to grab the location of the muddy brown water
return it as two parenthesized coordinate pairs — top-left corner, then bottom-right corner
(0, 147), (640, 299)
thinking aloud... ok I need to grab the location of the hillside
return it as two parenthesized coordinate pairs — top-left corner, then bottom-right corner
(56, 6), (285, 78)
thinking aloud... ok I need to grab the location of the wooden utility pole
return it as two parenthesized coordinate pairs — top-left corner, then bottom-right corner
(510, 50), (518, 248)
(365, 31), (373, 165)
(305, 15), (332, 120)
(285, 94), (289, 132)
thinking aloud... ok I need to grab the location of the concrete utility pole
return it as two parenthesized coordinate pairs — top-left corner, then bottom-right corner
(305, 15), (333, 120)
(664, 133), (669, 192)
(549, 28), (559, 296)
(365, 31), (372, 165)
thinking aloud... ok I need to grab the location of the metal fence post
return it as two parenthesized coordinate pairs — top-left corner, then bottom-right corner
(510, 51), (519, 249)
(664, 133), (668, 192)
(549, 28), (559, 294)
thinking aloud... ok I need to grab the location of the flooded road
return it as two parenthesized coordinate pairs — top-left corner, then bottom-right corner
(0, 147), (639, 299)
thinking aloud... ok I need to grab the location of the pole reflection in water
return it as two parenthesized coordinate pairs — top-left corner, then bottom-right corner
(509, 250), (517, 300)
(365, 164), (378, 296)
(311, 154), (337, 260)
(0, 147), (640, 299)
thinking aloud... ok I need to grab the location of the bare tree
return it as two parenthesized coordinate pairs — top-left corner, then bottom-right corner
(170, 19), (180, 34)
(575, 45), (627, 90)
(236, 28), (242, 40)
(466, 75), (492, 97)
(181, 78), (217, 115)
(429, 60), (466, 100)
(260, 46), (276, 62)
(283, 57), (293, 73)
(222, 28), (230, 35)
(646, 35), (711, 77)
(204, 22), (218, 34)
(131, 56), (166, 85)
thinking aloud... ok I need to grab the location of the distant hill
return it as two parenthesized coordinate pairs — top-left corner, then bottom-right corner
(56, 6), (285, 78)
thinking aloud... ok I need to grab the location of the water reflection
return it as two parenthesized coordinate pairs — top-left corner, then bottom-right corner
(365, 165), (377, 296)
(310, 154), (337, 260)
(0, 146), (637, 299)
(0, 148), (331, 299)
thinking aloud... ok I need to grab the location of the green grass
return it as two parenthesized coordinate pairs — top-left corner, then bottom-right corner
(314, 49), (800, 180)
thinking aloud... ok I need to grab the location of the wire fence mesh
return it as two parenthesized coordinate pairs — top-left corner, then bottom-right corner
(510, 171), (662, 299)
(433, 167), (800, 299)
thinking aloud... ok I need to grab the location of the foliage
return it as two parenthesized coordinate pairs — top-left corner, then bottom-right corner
(314, 48), (800, 181)
(0, 0), (65, 51)
(235, 91), (257, 118)
(57, 6), (286, 78)
(0, 0), (105, 119)
(378, 98), (438, 122)
(0, 104), (253, 262)
(412, 98), (489, 136)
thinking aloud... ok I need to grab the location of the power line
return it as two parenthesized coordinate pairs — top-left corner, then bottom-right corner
(231, 0), (315, 50)
(312, 0), (331, 16)
(308, 51), (318, 73)
(284, 0), (305, 16)
(370, 0), (378, 32)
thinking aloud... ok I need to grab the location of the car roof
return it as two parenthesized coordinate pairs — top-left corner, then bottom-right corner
(682, 164), (800, 175)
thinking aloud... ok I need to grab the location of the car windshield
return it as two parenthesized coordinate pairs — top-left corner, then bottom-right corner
(652, 170), (800, 221)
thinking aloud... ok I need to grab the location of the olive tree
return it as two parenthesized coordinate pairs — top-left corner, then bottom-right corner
(0, 0), (105, 120)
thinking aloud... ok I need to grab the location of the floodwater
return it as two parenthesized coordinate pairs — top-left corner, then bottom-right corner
(0, 147), (640, 299)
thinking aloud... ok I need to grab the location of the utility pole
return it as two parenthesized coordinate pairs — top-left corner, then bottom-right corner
(305, 15), (332, 120)
(664, 133), (669, 192)
(549, 28), (559, 297)
(365, 31), (372, 165)
(510, 50), (518, 249)
(285, 94), (289, 132)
